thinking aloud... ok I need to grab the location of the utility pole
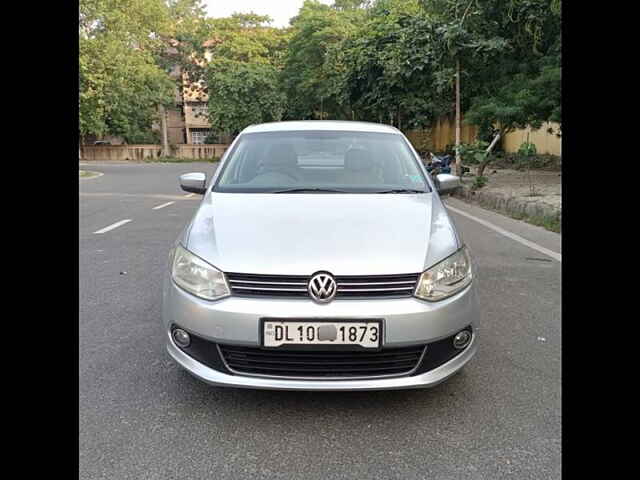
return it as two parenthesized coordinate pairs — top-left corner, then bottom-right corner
(160, 105), (169, 157)
(455, 59), (461, 177)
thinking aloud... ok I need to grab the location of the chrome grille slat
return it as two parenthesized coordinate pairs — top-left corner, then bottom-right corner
(339, 286), (414, 292)
(336, 281), (416, 286)
(226, 272), (420, 299)
(232, 286), (308, 292)
(229, 280), (307, 286)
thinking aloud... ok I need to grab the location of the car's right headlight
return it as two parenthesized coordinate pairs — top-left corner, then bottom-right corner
(414, 246), (473, 301)
(171, 244), (230, 301)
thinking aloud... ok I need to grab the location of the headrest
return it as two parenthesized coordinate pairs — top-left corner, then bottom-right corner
(263, 143), (298, 169)
(344, 148), (372, 171)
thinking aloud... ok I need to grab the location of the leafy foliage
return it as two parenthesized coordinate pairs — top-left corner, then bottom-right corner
(340, 0), (444, 126)
(457, 0), (562, 134)
(201, 12), (291, 134)
(458, 141), (490, 164)
(517, 141), (537, 157)
(79, 0), (562, 146)
(79, 0), (176, 141)
(206, 60), (285, 135)
(281, 0), (365, 120)
(471, 175), (488, 190)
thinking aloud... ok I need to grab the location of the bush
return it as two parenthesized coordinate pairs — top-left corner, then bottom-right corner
(517, 141), (537, 157)
(458, 141), (489, 164)
(471, 175), (488, 190)
(125, 130), (161, 144)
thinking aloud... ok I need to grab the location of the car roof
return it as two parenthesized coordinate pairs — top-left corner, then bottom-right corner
(241, 120), (401, 135)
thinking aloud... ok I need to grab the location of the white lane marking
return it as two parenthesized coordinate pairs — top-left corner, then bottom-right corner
(184, 193), (195, 198)
(93, 219), (132, 234)
(152, 201), (175, 210)
(445, 204), (562, 263)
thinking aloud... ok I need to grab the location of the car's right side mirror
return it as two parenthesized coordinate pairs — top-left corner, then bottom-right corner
(434, 173), (461, 195)
(179, 172), (207, 194)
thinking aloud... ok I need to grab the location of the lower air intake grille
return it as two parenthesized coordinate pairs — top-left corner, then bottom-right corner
(218, 344), (426, 378)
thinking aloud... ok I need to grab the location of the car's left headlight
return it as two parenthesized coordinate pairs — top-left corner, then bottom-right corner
(171, 244), (230, 301)
(414, 246), (473, 301)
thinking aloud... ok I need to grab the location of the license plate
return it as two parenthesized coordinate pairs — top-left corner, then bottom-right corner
(263, 320), (381, 348)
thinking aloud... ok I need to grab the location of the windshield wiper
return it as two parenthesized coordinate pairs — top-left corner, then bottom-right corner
(272, 187), (350, 193)
(375, 188), (428, 194)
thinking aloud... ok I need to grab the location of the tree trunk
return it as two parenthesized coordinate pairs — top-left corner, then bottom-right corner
(159, 105), (170, 157)
(477, 128), (504, 178)
(455, 59), (462, 177)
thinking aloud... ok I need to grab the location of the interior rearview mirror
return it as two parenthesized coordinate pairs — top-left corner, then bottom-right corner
(179, 172), (207, 194)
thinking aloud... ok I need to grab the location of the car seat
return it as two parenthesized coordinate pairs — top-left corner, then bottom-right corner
(253, 143), (300, 183)
(341, 148), (382, 185)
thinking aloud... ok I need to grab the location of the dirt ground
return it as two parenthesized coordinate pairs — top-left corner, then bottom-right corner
(467, 168), (562, 210)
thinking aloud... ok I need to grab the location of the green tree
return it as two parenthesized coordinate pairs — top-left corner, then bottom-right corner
(206, 60), (285, 135)
(79, 0), (175, 143)
(340, 0), (446, 127)
(206, 13), (291, 67)
(416, 0), (510, 174)
(156, 0), (213, 153)
(282, 0), (366, 120)
(201, 12), (291, 135)
(458, 0), (562, 176)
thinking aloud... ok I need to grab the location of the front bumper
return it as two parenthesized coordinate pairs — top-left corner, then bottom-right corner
(162, 275), (479, 390)
(167, 331), (476, 391)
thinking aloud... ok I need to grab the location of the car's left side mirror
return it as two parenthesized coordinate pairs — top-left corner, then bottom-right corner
(434, 173), (461, 195)
(179, 172), (207, 194)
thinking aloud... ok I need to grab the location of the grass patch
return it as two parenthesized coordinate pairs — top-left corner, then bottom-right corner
(79, 170), (101, 179)
(499, 209), (561, 233)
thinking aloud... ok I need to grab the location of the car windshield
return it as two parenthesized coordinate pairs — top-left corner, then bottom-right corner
(213, 131), (431, 193)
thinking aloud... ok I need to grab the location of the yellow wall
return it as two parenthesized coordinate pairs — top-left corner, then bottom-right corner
(405, 116), (478, 153)
(406, 118), (561, 157)
(431, 116), (478, 152)
(502, 122), (562, 156)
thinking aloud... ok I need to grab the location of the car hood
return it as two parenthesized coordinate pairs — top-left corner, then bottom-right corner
(184, 192), (459, 276)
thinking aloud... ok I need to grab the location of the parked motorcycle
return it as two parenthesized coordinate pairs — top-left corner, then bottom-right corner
(425, 153), (470, 176)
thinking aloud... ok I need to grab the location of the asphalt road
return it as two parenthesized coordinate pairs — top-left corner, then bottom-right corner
(79, 162), (561, 480)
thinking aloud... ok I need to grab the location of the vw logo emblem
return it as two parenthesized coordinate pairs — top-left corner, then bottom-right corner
(308, 272), (337, 304)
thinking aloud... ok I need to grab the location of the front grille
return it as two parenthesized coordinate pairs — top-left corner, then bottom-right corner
(218, 344), (426, 378)
(226, 273), (419, 299)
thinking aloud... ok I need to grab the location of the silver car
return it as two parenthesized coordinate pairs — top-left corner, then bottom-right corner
(162, 121), (479, 391)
